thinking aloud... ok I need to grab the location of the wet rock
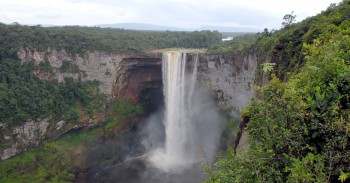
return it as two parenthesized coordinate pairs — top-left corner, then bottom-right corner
(198, 52), (257, 114)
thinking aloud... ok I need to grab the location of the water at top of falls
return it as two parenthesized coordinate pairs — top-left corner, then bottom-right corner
(149, 51), (200, 170)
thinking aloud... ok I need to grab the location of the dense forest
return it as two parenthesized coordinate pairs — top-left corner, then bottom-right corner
(0, 58), (105, 127)
(206, 0), (350, 182)
(0, 23), (221, 57)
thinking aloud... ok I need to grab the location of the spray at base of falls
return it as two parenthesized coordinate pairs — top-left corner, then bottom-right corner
(86, 51), (224, 182)
(148, 51), (223, 171)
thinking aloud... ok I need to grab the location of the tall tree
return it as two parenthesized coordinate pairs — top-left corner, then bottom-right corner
(282, 11), (296, 28)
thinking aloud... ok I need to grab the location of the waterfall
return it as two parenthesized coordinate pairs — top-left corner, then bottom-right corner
(150, 51), (199, 170)
(163, 51), (198, 163)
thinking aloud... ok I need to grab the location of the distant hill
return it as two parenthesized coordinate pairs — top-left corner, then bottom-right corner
(96, 23), (188, 31)
(96, 22), (259, 32)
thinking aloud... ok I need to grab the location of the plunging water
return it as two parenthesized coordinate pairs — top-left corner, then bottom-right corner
(88, 51), (223, 182)
(150, 51), (200, 170)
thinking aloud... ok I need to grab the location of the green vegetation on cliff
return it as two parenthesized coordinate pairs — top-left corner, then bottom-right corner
(0, 58), (105, 127)
(0, 96), (143, 182)
(206, 0), (350, 182)
(254, 0), (350, 83)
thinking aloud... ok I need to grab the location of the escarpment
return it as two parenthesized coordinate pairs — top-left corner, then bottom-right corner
(1, 48), (164, 160)
(198, 52), (257, 114)
(1, 47), (257, 160)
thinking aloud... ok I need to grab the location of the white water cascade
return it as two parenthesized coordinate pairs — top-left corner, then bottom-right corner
(150, 51), (200, 170)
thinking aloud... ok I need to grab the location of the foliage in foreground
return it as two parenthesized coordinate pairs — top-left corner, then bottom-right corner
(254, 0), (350, 84)
(206, 1), (350, 182)
(206, 26), (350, 183)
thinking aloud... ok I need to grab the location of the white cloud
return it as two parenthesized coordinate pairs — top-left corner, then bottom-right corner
(0, 0), (342, 29)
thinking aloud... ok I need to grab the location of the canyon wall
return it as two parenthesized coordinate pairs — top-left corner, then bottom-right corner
(197, 52), (257, 151)
(198, 52), (257, 114)
(1, 48), (162, 160)
(17, 47), (162, 98)
(1, 48), (257, 160)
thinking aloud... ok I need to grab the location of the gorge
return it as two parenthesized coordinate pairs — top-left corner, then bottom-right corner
(0, 42), (257, 182)
(0, 47), (257, 162)
(85, 51), (226, 182)
(2, 1), (350, 181)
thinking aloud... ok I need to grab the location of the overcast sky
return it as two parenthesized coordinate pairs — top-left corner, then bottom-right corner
(0, 0), (341, 30)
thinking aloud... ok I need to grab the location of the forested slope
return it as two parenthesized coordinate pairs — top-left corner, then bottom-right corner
(206, 1), (350, 182)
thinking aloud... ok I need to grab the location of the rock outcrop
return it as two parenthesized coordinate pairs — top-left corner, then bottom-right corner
(17, 47), (163, 100)
(198, 52), (257, 114)
(1, 117), (50, 160)
(197, 52), (257, 151)
(18, 47), (129, 96)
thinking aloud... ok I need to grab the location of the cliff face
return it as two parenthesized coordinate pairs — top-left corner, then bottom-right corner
(1, 117), (50, 160)
(115, 57), (163, 113)
(17, 47), (163, 101)
(0, 48), (162, 160)
(18, 47), (129, 96)
(198, 52), (257, 114)
(197, 52), (257, 151)
(16, 47), (257, 116)
(1, 48), (256, 160)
